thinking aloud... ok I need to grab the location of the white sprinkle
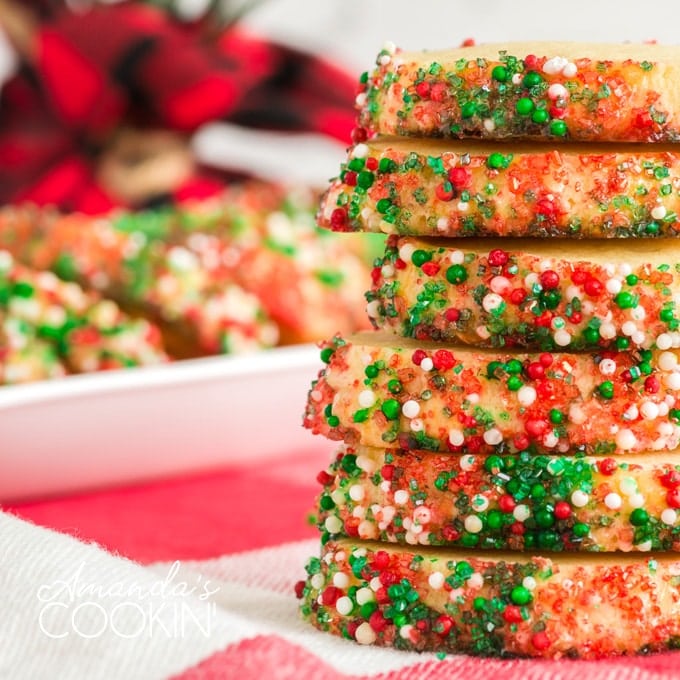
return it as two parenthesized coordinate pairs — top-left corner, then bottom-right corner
(381, 264), (395, 279)
(464, 515), (483, 534)
(482, 293), (504, 312)
(394, 490), (409, 505)
(632, 331), (646, 346)
(547, 82), (568, 100)
(472, 494), (490, 512)
(355, 622), (376, 645)
(623, 405), (639, 421)
(467, 573), (484, 589)
(358, 390), (376, 408)
(620, 477), (638, 496)
(378, 54), (391, 66)
(436, 217), (450, 232)
(369, 576), (382, 592)
(467, 393), (480, 405)
(605, 278), (622, 295)
(311, 573), (325, 590)
(522, 576), (537, 591)
(665, 372), (680, 391)
(420, 357), (434, 371)
(457, 201), (469, 212)
(554, 329), (572, 347)
(513, 504), (531, 522)
(399, 243), (415, 262)
(616, 428), (637, 450)
(402, 400), (420, 418)
(449, 249), (465, 265)
(640, 401), (660, 420)
(366, 300), (381, 318)
(543, 432), (559, 448)
(349, 485), (365, 502)
(517, 385), (537, 407)
(333, 572), (350, 589)
(629, 493), (645, 509)
(638, 540), (653, 552)
(543, 56), (568, 74)
(476, 326), (492, 340)
(461, 455), (476, 471)
(355, 93), (367, 107)
(356, 587), (374, 605)
(449, 429), (465, 447)
(352, 143), (369, 159)
(631, 306), (646, 321)
(599, 358), (617, 375)
(662, 508), (678, 525)
(657, 335), (674, 352)
(511, 73), (522, 85)
(409, 418), (424, 432)
(356, 455), (376, 474)
(604, 493), (622, 510)
(571, 490), (589, 508)
(413, 506), (431, 524)
(483, 428), (503, 446)
(483, 118), (496, 132)
(331, 489), (346, 506)
(622, 321), (638, 338)
(652, 205), (667, 220)
(562, 62), (577, 77)
(599, 322), (616, 340)
(324, 516), (343, 533)
(399, 624), (414, 640)
(569, 404), (587, 425)
(428, 571), (445, 590)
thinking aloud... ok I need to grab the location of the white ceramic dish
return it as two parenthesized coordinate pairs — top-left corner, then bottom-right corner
(0, 345), (332, 502)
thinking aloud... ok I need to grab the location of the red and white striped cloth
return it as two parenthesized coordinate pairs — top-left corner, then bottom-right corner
(3, 448), (679, 679)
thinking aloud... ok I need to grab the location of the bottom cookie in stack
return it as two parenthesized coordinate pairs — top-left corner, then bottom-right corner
(298, 538), (680, 659)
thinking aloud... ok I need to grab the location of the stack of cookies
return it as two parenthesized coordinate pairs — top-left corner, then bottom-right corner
(298, 42), (680, 659)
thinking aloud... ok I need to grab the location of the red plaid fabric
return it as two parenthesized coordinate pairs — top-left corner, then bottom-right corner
(0, 1), (356, 213)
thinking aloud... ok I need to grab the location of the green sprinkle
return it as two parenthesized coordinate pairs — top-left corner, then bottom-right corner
(549, 119), (567, 136)
(320, 347), (335, 364)
(531, 109), (549, 124)
(376, 198), (392, 213)
(510, 586), (532, 606)
(353, 409), (370, 423)
(381, 399), (401, 420)
(446, 264), (468, 284)
(614, 291), (636, 309)
(549, 409), (563, 424)
(387, 379), (403, 394)
(630, 508), (649, 526)
(507, 375), (523, 391)
(522, 71), (543, 88)
(461, 101), (477, 119)
(365, 365), (379, 379)
(411, 249), (432, 267)
(356, 171), (375, 189)
(598, 381), (614, 399)
(626, 274), (639, 286)
(491, 65), (508, 82)
(516, 97), (534, 116)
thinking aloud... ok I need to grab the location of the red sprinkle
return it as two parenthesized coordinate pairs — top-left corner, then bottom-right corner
(434, 614), (455, 636)
(316, 470), (334, 486)
(661, 470), (680, 488)
(448, 167), (471, 189)
(381, 464), (395, 481)
(294, 580), (305, 599)
(540, 270), (560, 289)
(351, 127), (368, 143)
(554, 501), (572, 520)
(330, 207), (348, 229)
(584, 278), (603, 297)
(598, 458), (618, 476)
(513, 434), (530, 451)
(344, 171), (357, 187)
(532, 632), (551, 651)
(433, 349), (456, 371)
(667, 488), (680, 509)
(444, 308), (461, 322)
(510, 288), (527, 305)
(435, 183), (455, 201)
(421, 261), (441, 276)
(488, 249), (509, 267)
(524, 54), (538, 69)
(365, 157), (378, 171)
(503, 605), (523, 623)
(412, 349), (427, 365)
(372, 550), (390, 571)
(369, 610), (388, 632)
(644, 376), (660, 393)
(499, 494), (516, 513)
(415, 81), (431, 98)
(394, 258), (407, 270)
(526, 418), (549, 438)
(526, 362), (545, 380)
(571, 270), (587, 284)
(321, 586), (341, 606)
(442, 525), (461, 541)
(539, 353), (554, 368)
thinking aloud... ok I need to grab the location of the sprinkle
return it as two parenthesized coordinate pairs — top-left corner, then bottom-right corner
(569, 404), (587, 424)
(629, 493), (645, 509)
(483, 428), (503, 446)
(513, 504), (531, 522)
(620, 477), (638, 496)
(554, 329), (571, 346)
(449, 250), (465, 265)
(640, 401), (660, 420)
(664, 372), (680, 390)
(621, 321), (637, 337)
(662, 508), (678, 525)
(542, 56), (568, 75)
(657, 334), (673, 351)
(333, 572), (350, 589)
(471, 494), (490, 512)
(464, 515), (483, 533)
(599, 322), (616, 340)
(448, 429), (465, 447)
(402, 400), (421, 418)
(399, 625), (414, 640)
(420, 357), (434, 371)
(467, 573), (484, 589)
(651, 205), (667, 220)
(352, 143), (369, 159)
(547, 83), (568, 100)
(517, 385), (537, 406)
(599, 359), (617, 375)
(366, 300), (381, 318)
(355, 622), (376, 645)
(563, 62), (578, 77)
(522, 576), (537, 591)
(358, 390), (376, 407)
(604, 493), (622, 509)
(324, 516), (343, 533)
(460, 455), (476, 471)
(311, 573), (325, 590)
(349, 485), (365, 502)
(616, 429), (637, 450)
(394, 490), (409, 505)
(428, 571), (445, 590)
(571, 490), (589, 507)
